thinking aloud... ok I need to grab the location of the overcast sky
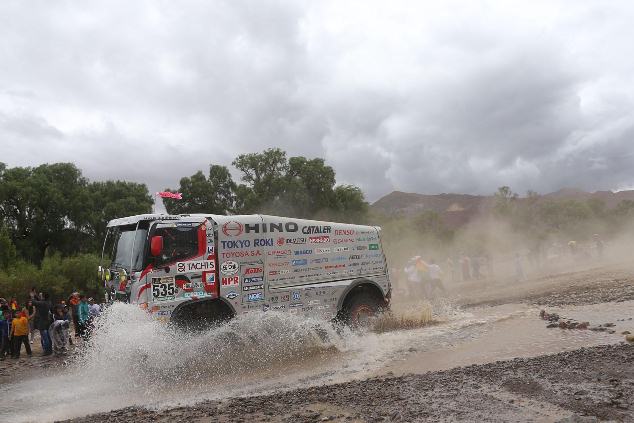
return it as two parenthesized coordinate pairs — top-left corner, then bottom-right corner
(1, 0), (634, 202)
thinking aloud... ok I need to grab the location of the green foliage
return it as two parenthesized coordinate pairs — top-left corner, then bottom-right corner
(87, 180), (153, 249)
(0, 226), (16, 271)
(0, 253), (100, 303)
(167, 148), (369, 220)
(164, 165), (236, 215)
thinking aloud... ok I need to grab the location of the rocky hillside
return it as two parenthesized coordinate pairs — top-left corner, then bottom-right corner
(371, 188), (634, 227)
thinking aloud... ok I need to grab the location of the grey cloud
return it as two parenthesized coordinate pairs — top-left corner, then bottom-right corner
(1, 0), (634, 203)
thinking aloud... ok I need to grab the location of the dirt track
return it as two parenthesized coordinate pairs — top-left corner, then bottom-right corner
(69, 343), (634, 422)
(62, 263), (634, 423)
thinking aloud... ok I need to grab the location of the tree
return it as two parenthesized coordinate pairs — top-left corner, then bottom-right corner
(86, 180), (153, 250)
(493, 186), (518, 216)
(0, 163), (90, 262)
(0, 226), (16, 271)
(164, 165), (236, 215)
(232, 148), (288, 213)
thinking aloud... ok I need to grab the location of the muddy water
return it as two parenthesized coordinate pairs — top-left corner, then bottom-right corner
(0, 300), (631, 422)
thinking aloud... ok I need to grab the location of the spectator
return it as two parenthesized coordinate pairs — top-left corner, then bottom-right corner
(11, 310), (32, 358)
(68, 293), (81, 338)
(9, 297), (18, 312)
(25, 299), (36, 344)
(50, 305), (71, 355)
(32, 293), (53, 356)
(0, 306), (11, 360)
(427, 259), (446, 297)
(515, 253), (526, 282)
(78, 295), (90, 338)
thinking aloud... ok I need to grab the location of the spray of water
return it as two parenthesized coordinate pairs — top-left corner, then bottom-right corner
(0, 300), (481, 422)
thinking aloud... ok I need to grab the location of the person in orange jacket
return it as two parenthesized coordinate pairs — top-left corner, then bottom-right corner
(11, 310), (32, 358)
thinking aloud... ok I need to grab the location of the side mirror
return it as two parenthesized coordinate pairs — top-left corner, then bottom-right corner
(150, 235), (164, 257)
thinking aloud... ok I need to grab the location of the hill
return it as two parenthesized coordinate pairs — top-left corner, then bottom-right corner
(371, 188), (634, 227)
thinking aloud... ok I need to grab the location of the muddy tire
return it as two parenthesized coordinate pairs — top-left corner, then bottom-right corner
(343, 293), (381, 328)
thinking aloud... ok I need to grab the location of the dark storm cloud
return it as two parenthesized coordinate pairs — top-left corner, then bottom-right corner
(1, 0), (634, 202)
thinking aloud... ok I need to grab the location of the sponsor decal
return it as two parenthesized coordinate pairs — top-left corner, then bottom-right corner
(220, 261), (239, 275)
(334, 229), (355, 236)
(369, 244), (380, 250)
(244, 266), (263, 275)
(226, 291), (238, 300)
(331, 256), (347, 262)
(315, 247), (331, 254)
(309, 236), (330, 244)
(325, 264), (345, 269)
(333, 246), (349, 252)
(294, 249), (313, 255)
(202, 271), (216, 291)
(276, 237), (285, 246)
(272, 305), (286, 310)
(356, 246), (368, 251)
(291, 291), (301, 301)
(221, 238), (274, 249)
(222, 221), (244, 236)
(333, 238), (355, 244)
(356, 236), (378, 242)
(246, 292), (265, 302)
(221, 250), (262, 259)
(349, 254), (362, 260)
(311, 257), (328, 264)
(289, 303), (303, 308)
(221, 276), (239, 286)
(268, 249), (292, 257)
(281, 294), (290, 302)
(291, 259), (308, 266)
(244, 276), (264, 284)
(243, 222), (299, 234)
(176, 260), (215, 273)
(262, 304), (270, 312)
(206, 246), (215, 255)
(243, 284), (264, 291)
(285, 237), (307, 244)
(269, 261), (290, 268)
(183, 291), (211, 298)
(301, 225), (332, 234)
(193, 281), (204, 289)
(308, 299), (320, 305)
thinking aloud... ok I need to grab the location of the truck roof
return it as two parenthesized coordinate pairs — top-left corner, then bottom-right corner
(106, 214), (180, 227)
(107, 213), (380, 230)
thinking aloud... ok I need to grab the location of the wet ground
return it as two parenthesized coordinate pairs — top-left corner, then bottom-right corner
(1, 262), (633, 422)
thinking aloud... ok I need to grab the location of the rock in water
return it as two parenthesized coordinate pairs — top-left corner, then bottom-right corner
(625, 334), (634, 343)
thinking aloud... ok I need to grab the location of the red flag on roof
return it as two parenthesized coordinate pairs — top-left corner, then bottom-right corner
(156, 191), (182, 200)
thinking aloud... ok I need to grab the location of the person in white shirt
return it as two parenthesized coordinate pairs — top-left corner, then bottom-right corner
(426, 259), (446, 297)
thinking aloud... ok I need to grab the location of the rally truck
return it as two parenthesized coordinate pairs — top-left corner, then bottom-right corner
(99, 213), (391, 328)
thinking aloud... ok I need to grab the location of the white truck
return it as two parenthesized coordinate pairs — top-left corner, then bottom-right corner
(99, 213), (391, 327)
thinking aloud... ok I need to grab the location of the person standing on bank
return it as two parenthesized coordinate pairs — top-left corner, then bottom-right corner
(31, 293), (53, 356)
(10, 310), (32, 358)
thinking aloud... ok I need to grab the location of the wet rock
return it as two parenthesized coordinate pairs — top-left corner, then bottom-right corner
(622, 331), (631, 335)
(604, 323), (616, 327)
(547, 323), (559, 328)
(625, 334), (634, 343)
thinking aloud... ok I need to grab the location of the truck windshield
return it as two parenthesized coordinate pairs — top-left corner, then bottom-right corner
(109, 224), (149, 271)
(153, 225), (200, 267)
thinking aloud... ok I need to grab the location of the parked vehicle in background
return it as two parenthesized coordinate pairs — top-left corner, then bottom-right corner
(100, 213), (391, 328)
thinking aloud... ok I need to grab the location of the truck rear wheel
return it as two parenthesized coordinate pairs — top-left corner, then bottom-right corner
(343, 293), (381, 328)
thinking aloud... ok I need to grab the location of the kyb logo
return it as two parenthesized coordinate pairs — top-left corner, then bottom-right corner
(222, 221), (243, 237)
(220, 261), (238, 275)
